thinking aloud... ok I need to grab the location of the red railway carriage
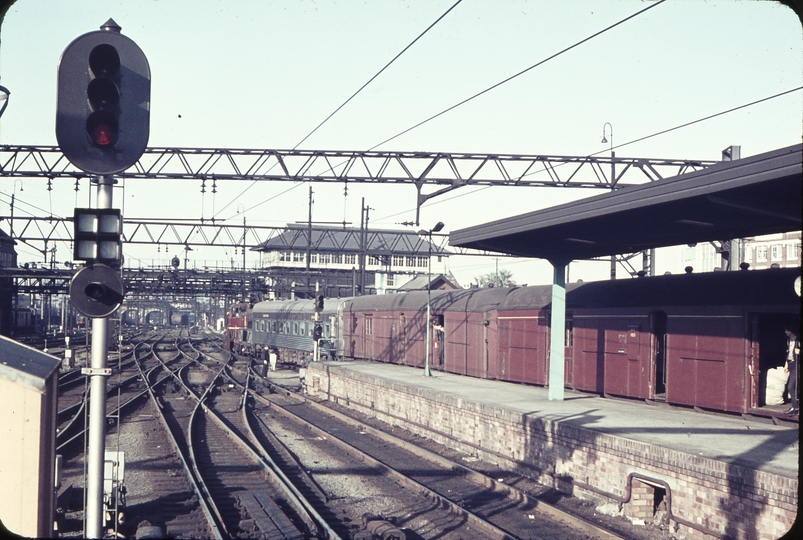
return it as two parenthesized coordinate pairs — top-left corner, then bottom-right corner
(562, 269), (799, 412)
(342, 288), (517, 376)
(340, 267), (800, 416)
(225, 301), (252, 353)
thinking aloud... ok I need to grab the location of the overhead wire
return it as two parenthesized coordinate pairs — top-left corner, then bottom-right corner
(373, 85), (803, 223)
(214, 0), (464, 221)
(367, 0), (668, 151)
(232, 0), (669, 222)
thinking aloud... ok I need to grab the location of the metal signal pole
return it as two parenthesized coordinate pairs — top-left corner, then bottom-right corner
(84, 175), (114, 538)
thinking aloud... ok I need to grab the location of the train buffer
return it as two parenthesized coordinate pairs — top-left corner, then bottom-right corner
(240, 491), (303, 540)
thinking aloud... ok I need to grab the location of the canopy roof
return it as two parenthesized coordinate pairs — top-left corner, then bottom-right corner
(450, 144), (802, 262)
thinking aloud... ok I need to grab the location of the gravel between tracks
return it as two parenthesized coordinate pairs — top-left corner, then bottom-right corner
(318, 399), (679, 540)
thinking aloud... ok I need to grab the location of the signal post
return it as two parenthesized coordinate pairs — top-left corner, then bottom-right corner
(56, 19), (150, 539)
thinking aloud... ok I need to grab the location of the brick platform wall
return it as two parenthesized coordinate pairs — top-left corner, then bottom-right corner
(306, 363), (798, 540)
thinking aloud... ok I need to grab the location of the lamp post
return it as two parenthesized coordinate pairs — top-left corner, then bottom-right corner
(0, 85), (10, 119)
(418, 221), (444, 377)
(601, 122), (616, 279)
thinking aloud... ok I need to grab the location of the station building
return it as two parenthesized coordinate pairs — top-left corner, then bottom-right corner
(253, 223), (458, 297)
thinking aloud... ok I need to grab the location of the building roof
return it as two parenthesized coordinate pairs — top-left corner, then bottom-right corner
(397, 273), (459, 291)
(253, 223), (451, 256)
(450, 144), (802, 262)
(0, 335), (61, 393)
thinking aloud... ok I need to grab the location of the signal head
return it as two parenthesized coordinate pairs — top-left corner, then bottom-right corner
(56, 20), (150, 175)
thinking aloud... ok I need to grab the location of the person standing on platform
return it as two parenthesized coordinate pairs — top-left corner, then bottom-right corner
(783, 326), (800, 415)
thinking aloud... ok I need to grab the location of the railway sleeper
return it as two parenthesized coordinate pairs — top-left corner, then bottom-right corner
(238, 491), (304, 540)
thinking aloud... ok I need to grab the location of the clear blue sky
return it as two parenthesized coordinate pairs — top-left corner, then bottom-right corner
(1, 0), (801, 285)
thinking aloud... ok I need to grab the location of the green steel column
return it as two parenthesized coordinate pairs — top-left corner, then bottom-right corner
(548, 262), (566, 401)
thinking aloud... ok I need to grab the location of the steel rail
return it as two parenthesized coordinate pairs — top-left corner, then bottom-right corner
(178, 336), (334, 538)
(240, 361), (342, 540)
(132, 336), (225, 540)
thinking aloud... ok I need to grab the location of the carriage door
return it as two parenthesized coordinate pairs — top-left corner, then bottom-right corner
(399, 314), (407, 364)
(364, 314), (374, 360)
(749, 315), (760, 410)
(651, 311), (667, 398)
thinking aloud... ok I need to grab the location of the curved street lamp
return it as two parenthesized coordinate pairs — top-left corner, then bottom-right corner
(417, 221), (444, 376)
(0, 85), (10, 119)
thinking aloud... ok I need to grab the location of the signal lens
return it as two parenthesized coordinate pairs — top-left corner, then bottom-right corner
(86, 111), (119, 147)
(88, 44), (120, 77)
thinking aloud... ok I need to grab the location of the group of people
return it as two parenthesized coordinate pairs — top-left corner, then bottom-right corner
(783, 326), (800, 415)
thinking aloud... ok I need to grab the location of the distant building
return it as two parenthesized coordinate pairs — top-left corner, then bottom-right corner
(0, 229), (17, 336)
(742, 232), (801, 270)
(680, 231), (801, 273)
(253, 224), (457, 297)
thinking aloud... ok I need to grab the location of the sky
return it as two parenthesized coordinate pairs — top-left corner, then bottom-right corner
(0, 0), (801, 287)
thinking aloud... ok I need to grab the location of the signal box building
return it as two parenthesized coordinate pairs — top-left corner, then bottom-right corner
(254, 224), (456, 298)
(0, 335), (60, 538)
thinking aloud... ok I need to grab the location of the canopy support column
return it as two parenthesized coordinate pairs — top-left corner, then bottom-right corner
(548, 261), (567, 401)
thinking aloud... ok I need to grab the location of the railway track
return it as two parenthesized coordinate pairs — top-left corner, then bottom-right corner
(133, 332), (335, 539)
(199, 336), (623, 540)
(57, 330), (638, 539)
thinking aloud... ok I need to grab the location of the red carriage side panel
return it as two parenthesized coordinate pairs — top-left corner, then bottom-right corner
(443, 311), (467, 374)
(404, 308), (426, 369)
(598, 315), (650, 399)
(372, 312), (394, 362)
(571, 319), (605, 393)
(465, 312), (487, 378)
(666, 312), (746, 413)
(498, 313), (547, 385)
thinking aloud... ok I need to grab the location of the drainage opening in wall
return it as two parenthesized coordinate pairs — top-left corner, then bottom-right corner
(625, 477), (669, 527)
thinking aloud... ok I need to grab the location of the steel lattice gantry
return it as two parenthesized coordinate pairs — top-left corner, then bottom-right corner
(0, 266), (266, 298)
(0, 145), (718, 222)
(0, 217), (463, 261)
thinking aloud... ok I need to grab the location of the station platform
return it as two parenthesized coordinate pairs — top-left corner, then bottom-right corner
(304, 361), (799, 540)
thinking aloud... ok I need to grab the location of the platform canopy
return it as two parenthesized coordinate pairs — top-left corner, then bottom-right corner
(450, 144), (802, 263)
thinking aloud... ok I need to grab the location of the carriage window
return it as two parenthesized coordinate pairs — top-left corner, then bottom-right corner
(325, 324), (331, 339)
(271, 321), (276, 332)
(294, 322), (299, 334)
(365, 317), (373, 335)
(565, 320), (573, 347)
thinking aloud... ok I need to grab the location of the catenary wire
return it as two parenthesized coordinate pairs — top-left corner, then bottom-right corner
(367, 0), (667, 151)
(215, 1), (464, 220)
(229, 0), (668, 220)
(373, 85), (803, 223)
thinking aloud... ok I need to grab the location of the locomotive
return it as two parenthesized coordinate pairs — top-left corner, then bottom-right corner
(228, 267), (800, 415)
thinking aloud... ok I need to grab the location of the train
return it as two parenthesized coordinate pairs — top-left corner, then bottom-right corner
(226, 267), (801, 415)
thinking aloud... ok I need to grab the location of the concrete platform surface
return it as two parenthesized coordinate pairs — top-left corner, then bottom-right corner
(319, 361), (799, 479)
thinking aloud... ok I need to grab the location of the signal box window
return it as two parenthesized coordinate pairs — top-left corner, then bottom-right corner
(771, 244), (782, 261)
